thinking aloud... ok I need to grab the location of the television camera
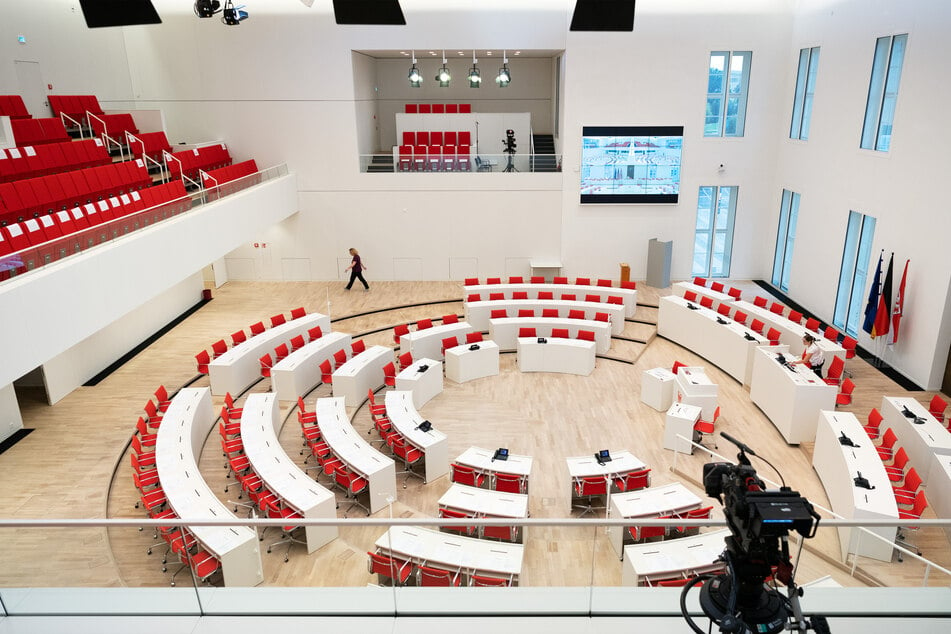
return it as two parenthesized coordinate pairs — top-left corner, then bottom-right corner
(502, 129), (518, 172)
(679, 432), (829, 634)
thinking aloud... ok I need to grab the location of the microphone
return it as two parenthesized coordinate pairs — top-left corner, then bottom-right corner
(720, 431), (757, 457)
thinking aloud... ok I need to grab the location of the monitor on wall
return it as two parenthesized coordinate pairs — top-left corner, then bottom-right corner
(580, 125), (683, 204)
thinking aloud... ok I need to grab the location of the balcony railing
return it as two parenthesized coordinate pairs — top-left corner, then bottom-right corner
(361, 153), (562, 174)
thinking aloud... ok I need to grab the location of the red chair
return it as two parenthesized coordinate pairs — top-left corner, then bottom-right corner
(195, 350), (210, 374)
(442, 314), (459, 324)
(398, 351), (413, 370)
(787, 310), (803, 324)
(391, 436), (424, 487)
(629, 523), (667, 543)
(699, 296), (714, 309)
(573, 476), (608, 517)
(271, 314), (287, 327)
(467, 293), (482, 303)
(621, 281), (637, 290)
(540, 308), (558, 318)
(290, 306), (306, 319)
(490, 309), (508, 319)
(693, 406), (720, 449)
(481, 522), (518, 542)
(577, 330), (595, 342)
(753, 296), (768, 308)
(418, 565), (462, 587)
(538, 291), (554, 300)
(464, 277), (480, 286)
(319, 359), (333, 384)
(494, 473), (525, 494)
(842, 336), (858, 361)
(766, 328), (782, 346)
(864, 408), (883, 440)
(393, 324), (410, 344)
(733, 310), (748, 326)
(671, 361), (688, 375)
(416, 318), (433, 330)
(153, 385), (173, 413)
(450, 463), (485, 487)
(716, 304), (731, 317)
(224, 392), (243, 417)
(470, 574), (512, 587)
(211, 339), (228, 359)
(568, 309), (585, 320)
(250, 321), (266, 336)
(383, 362), (397, 388)
(594, 312), (610, 323)
(512, 291), (529, 300)
(258, 354), (273, 377)
(727, 287), (742, 300)
(517, 309), (535, 318)
(597, 279), (612, 287)
(877, 428), (898, 461)
(613, 468), (651, 492)
(824, 356), (845, 386)
(836, 378), (855, 406)
(895, 490), (928, 560)
(441, 336), (459, 355)
(683, 290), (698, 302)
(530, 276), (545, 283)
(883, 447), (910, 482)
(466, 332), (484, 344)
(518, 327), (537, 338)
(607, 296), (623, 306)
(551, 276), (567, 284)
(274, 343), (290, 363)
(823, 326), (839, 342)
(367, 551), (413, 586)
(750, 319), (765, 335)
(307, 325), (323, 341)
(929, 395), (948, 423)
(231, 330), (247, 346)
(439, 507), (476, 537)
(551, 328), (570, 338)
(351, 339), (366, 355)
(332, 349), (348, 369)
(559, 294), (575, 302)
(334, 464), (369, 516)
(486, 277), (502, 284)
(893, 468), (923, 504)
(805, 317), (821, 332)
(676, 506), (714, 535)
(769, 302), (785, 315)
(693, 277), (707, 287)
(582, 294), (599, 303)
(710, 281), (725, 293)
(508, 276), (523, 283)
(489, 293), (505, 301)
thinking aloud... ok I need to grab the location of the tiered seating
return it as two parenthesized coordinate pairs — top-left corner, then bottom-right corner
(89, 113), (139, 145)
(0, 139), (111, 183)
(127, 131), (172, 163)
(201, 159), (258, 188)
(0, 95), (31, 119)
(48, 94), (103, 127)
(11, 117), (70, 147)
(399, 130), (471, 172)
(166, 144), (232, 182)
(0, 158), (151, 224)
(195, 307), (309, 376)
(405, 103), (471, 114)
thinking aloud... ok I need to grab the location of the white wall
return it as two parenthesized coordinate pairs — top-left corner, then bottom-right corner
(0, 174), (299, 390)
(0, 383), (24, 443)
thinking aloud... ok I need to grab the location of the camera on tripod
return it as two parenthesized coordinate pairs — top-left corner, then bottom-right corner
(502, 129), (517, 154)
(679, 432), (828, 634)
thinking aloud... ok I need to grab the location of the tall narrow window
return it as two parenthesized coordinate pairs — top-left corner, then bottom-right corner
(861, 34), (907, 151)
(692, 186), (738, 278)
(834, 211), (877, 336)
(771, 190), (800, 292)
(790, 47), (820, 140)
(705, 51), (752, 137)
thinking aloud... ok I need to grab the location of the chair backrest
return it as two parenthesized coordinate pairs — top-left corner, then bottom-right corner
(594, 312), (610, 322)
(561, 294), (577, 301)
(553, 276), (568, 284)
(471, 574), (510, 587)
(710, 281), (724, 292)
(333, 349), (347, 365)
(671, 361), (687, 375)
(464, 277), (480, 286)
(683, 290), (697, 302)
(290, 306), (306, 319)
(518, 327), (536, 338)
(542, 308), (559, 318)
(827, 356), (844, 378)
(687, 506), (713, 520)
(717, 304), (731, 316)
(538, 291), (554, 300)
(551, 328), (570, 338)
(907, 490), (928, 517)
(693, 277), (707, 287)
(568, 309), (585, 320)
(880, 427), (897, 450)
(840, 378), (855, 395)
(508, 276), (523, 283)
(750, 319), (765, 334)
(607, 296), (623, 305)
(903, 468), (923, 493)
(766, 327), (781, 343)
(733, 310), (747, 325)
(250, 321), (266, 335)
(466, 332), (484, 344)
(867, 408), (883, 430)
(271, 313), (287, 327)
(575, 277), (591, 285)
(351, 339), (366, 354)
(442, 314), (459, 324)
(383, 362), (396, 378)
(399, 352), (413, 368)
(467, 293), (481, 303)
(212, 339), (228, 356)
(517, 309), (535, 318)
(597, 279), (612, 287)
(494, 473), (523, 494)
(275, 343), (289, 359)
(577, 330), (595, 342)
(232, 330), (247, 345)
(699, 296), (714, 309)
(450, 463), (480, 486)
(805, 317), (821, 332)
(578, 476), (608, 496)
(486, 277), (502, 284)
(394, 324), (410, 342)
(308, 325), (323, 341)
(489, 292), (505, 301)
(513, 291), (528, 300)
(319, 359), (332, 376)
(891, 446), (909, 471)
(419, 565), (457, 587)
(531, 276), (545, 283)
(490, 309), (508, 319)
(367, 551), (402, 578)
(823, 326), (839, 341)
(769, 301), (784, 315)
(622, 469), (651, 491)
(441, 336), (458, 352)
(585, 294), (600, 303)
(929, 395), (948, 418)
(417, 318), (433, 330)
(753, 296), (767, 308)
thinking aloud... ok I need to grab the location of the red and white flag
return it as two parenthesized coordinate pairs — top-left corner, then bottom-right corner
(891, 259), (909, 344)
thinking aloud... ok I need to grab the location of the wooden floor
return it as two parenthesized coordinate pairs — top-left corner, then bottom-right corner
(2, 279), (949, 590)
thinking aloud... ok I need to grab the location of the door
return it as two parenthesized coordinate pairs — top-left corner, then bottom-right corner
(14, 60), (48, 118)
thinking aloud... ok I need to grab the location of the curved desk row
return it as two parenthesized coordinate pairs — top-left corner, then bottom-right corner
(209, 313), (331, 396)
(517, 337), (596, 376)
(812, 410), (897, 562)
(733, 300), (845, 359)
(385, 390), (449, 483)
(621, 529), (729, 586)
(881, 396), (951, 485)
(438, 483), (529, 542)
(657, 295), (767, 385)
(466, 282), (637, 318)
(240, 393), (338, 553)
(490, 317), (611, 354)
(608, 482), (704, 560)
(155, 387), (263, 586)
(400, 322), (474, 361)
(395, 358), (444, 408)
(315, 396), (396, 513)
(671, 281), (734, 312)
(271, 331), (351, 402)
(332, 345), (392, 406)
(466, 299), (625, 335)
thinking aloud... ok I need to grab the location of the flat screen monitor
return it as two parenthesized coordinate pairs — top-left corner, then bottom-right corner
(580, 125), (683, 204)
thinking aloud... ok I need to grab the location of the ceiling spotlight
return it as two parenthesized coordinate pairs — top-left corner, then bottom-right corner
(408, 50), (422, 87)
(221, 0), (248, 25)
(435, 51), (451, 87)
(194, 0), (221, 18)
(468, 51), (481, 88)
(496, 50), (511, 87)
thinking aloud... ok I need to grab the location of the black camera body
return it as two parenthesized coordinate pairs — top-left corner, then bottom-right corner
(503, 129), (517, 154)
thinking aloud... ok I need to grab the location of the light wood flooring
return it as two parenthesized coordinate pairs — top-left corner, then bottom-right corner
(2, 280), (949, 590)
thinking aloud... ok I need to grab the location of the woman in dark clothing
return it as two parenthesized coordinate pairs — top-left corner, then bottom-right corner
(344, 247), (369, 291)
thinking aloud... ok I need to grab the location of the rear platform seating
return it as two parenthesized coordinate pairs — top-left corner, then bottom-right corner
(201, 159), (258, 190)
(0, 139), (111, 183)
(166, 144), (232, 183)
(48, 95), (103, 127)
(127, 131), (172, 164)
(0, 95), (31, 119)
(11, 118), (71, 147)
(89, 113), (139, 146)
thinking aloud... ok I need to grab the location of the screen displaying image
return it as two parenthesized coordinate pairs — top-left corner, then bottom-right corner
(580, 126), (684, 204)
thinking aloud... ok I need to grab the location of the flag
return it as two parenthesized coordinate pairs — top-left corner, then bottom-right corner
(891, 259), (909, 344)
(871, 253), (893, 339)
(862, 250), (883, 335)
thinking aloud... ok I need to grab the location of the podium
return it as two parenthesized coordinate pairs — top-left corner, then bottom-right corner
(641, 367), (676, 411)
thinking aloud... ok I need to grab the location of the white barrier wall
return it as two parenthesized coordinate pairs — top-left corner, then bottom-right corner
(0, 383), (24, 443)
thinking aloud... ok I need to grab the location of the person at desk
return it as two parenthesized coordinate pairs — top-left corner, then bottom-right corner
(790, 333), (825, 376)
(344, 247), (370, 291)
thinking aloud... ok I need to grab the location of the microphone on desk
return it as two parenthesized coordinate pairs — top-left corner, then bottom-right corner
(720, 432), (757, 457)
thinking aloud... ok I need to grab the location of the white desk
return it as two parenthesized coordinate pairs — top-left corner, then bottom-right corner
(517, 337), (596, 376)
(384, 390), (449, 483)
(332, 345), (392, 406)
(240, 393), (338, 553)
(658, 295), (767, 385)
(467, 282), (637, 318)
(622, 529), (729, 586)
(672, 282), (734, 311)
(608, 483), (704, 559)
(315, 397), (396, 514)
(395, 358), (443, 408)
(641, 367), (677, 411)
(733, 300), (845, 360)
(490, 317), (611, 353)
(375, 526), (524, 582)
(466, 299), (625, 334)
(750, 346), (837, 444)
(927, 454), (951, 538)
(438, 483), (530, 519)
(400, 322), (474, 360)
(208, 313), (330, 396)
(813, 410), (898, 562)
(444, 341), (500, 383)
(664, 402), (702, 454)
(455, 446), (533, 493)
(566, 450), (648, 481)
(155, 387), (263, 586)
(674, 366), (718, 420)
(881, 396), (951, 484)
(271, 331), (351, 402)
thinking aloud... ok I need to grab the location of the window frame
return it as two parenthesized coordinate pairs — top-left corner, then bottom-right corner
(771, 189), (800, 292)
(833, 211), (877, 337)
(860, 34), (907, 152)
(692, 185), (739, 279)
(705, 51), (752, 138)
(790, 47), (820, 140)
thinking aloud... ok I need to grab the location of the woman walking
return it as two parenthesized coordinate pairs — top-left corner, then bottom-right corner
(344, 247), (369, 291)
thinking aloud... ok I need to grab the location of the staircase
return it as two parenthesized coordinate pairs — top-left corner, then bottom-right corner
(531, 134), (559, 172)
(366, 153), (395, 173)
